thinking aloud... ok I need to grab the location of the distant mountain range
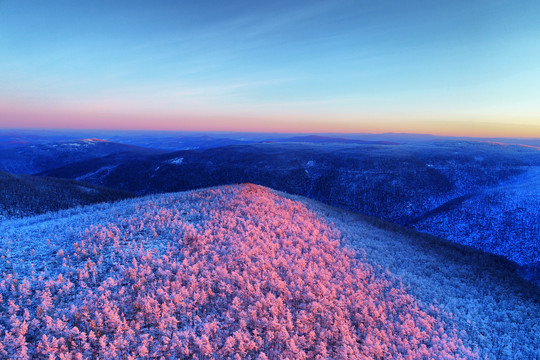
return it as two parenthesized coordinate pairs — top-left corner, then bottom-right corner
(265, 134), (400, 145)
(0, 138), (164, 175)
(0, 133), (398, 175)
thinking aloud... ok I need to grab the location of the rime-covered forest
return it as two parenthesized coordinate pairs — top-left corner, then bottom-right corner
(0, 185), (480, 359)
(37, 140), (540, 283)
(0, 172), (133, 219)
(1, 185), (538, 359)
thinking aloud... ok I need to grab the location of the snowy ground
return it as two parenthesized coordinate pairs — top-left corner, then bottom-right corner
(0, 185), (538, 359)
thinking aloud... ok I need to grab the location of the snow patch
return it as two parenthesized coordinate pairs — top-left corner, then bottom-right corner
(76, 165), (117, 181)
(81, 138), (108, 143)
(167, 157), (184, 165)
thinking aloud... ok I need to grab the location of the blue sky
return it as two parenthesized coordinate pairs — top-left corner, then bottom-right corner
(1, 0), (539, 136)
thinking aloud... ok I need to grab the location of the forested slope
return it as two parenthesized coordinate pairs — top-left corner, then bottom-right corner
(0, 138), (163, 175)
(1, 185), (538, 358)
(284, 192), (540, 359)
(41, 141), (540, 275)
(0, 184), (476, 359)
(0, 172), (134, 219)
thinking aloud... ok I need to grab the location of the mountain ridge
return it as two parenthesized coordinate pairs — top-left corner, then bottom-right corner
(0, 138), (165, 175)
(39, 141), (540, 273)
(1, 184), (538, 358)
(0, 171), (134, 219)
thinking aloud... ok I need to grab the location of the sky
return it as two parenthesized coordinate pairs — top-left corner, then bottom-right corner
(1, 0), (539, 137)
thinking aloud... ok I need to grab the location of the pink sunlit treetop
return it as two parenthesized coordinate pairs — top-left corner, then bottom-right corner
(0, 184), (474, 359)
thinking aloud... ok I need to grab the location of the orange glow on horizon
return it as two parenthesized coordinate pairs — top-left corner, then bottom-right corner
(1, 103), (539, 139)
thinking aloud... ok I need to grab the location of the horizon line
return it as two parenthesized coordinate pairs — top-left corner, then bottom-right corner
(2, 126), (540, 141)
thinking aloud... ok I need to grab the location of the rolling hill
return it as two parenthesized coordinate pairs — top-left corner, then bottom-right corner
(0, 184), (537, 358)
(0, 172), (134, 219)
(0, 138), (164, 175)
(40, 141), (540, 282)
(271, 134), (400, 145)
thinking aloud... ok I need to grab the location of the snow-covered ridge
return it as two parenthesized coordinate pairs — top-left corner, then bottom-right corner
(1, 184), (538, 359)
(75, 165), (118, 182)
(167, 157), (184, 165)
(477, 140), (540, 151)
(29, 138), (111, 149)
(0, 184), (474, 359)
(59, 138), (111, 147)
(80, 138), (110, 143)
